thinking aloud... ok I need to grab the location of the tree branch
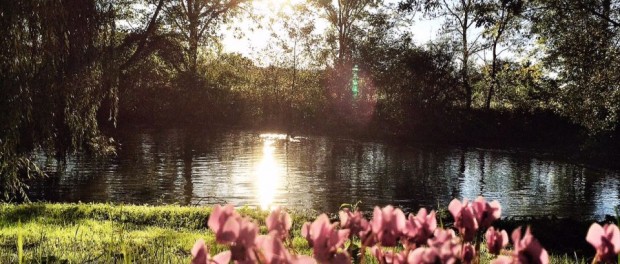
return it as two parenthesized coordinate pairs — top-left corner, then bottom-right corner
(120, 0), (166, 71)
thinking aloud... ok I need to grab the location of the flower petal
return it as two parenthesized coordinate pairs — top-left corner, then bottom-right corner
(212, 250), (231, 264)
(586, 223), (604, 249)
(448, 199), (462, 219)
(191, 239), (208, 264)
(219, 217), (240, 243)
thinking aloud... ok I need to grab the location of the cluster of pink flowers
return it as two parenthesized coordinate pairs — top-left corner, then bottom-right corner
(191, 197), (620, 264)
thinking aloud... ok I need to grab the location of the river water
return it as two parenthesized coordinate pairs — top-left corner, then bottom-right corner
(30, 129), (620, 219)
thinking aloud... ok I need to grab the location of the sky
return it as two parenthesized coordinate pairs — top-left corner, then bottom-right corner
(220, 0), (444, 61)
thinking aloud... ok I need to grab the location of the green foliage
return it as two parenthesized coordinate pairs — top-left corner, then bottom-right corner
(310, 0), (380, 66)
(529, 0), (620, 132)
(358, 35), (461, 124)
(0, 0), (119, 200)
(476, 59), (557, 110)
(162, 0), (250, 74)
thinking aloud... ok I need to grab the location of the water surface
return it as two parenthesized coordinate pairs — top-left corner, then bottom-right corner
(31, 129), (620, 219)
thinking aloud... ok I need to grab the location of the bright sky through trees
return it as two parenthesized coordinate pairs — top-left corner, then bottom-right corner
(221, 0), (443, 60)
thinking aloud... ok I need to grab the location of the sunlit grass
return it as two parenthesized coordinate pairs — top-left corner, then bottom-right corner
(0, 203), (586, 263)
(0, 203), (258, 263)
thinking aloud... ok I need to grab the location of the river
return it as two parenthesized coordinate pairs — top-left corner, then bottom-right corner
(29, 129), (620, 219)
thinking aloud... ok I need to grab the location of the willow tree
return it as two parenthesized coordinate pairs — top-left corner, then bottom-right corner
(0, 0), (118, 199)
(0, 0), (169, 200)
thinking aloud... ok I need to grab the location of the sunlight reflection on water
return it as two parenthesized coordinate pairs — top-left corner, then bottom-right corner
(31, 129), (620, 219)
(255, 136), (284, 210)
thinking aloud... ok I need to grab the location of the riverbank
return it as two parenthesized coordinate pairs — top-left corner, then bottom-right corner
(0, 203), (603, 263)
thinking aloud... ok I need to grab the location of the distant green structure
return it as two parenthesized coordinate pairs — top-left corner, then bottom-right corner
(352, 64), (359, 99)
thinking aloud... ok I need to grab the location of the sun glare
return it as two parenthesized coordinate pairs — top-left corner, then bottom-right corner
(255, 137), (284, 210)
(221, 0), (319, 61)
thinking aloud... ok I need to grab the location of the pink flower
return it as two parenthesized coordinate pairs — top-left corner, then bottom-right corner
(409, 247), (441, 264)
(461, 243), (475, 264)
(427, 228), (457, 248)
(448, 198), (478, 242)
(491, 256), (514, 264)
(472, 196), (501, 229)
(228, 217), (260, 263)
(371, 205), (407, 247)
(266, 207), (292, 240)
(207, 205), (260, 263)
(403, 208), (437, 246)
(408, 230), (461, 264)
(433, 229), (461, 263)
(486, 227), (509, 255)
(257, 234), (316, 264)
(191, 238), (232, 264)
(208, 204), (240, 244)
(586, 223), (620, 263)
(331, 252), (351, 264)
(301, 214), (350, 263)
(409, 229), (461, 264)
(371, 245), (408, 264)
(511, 227), (549, 264)
(339, 208), (371, 240)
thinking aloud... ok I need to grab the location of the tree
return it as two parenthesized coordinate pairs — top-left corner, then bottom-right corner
(163, 0), (248, 75)
(404, 0), (487, 108)
(476, 0), (524, 109)
(0, 0), (172, 199)
(119, 1), (167, 67)
(270, 3), (322, 126)
(312, 0), (379, 67)
(530, 0), (620, 132)
(0, 0), (118, 199)
(354, 11), (461, 121)
(484, 59), (554, 110)
(441, 0), (487, 108)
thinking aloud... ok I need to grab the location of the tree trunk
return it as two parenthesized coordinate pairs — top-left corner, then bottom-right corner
(189, 34), (198, 75)
(485, 40), (498, 109)
(462, 7), (472, 109)
(188, 0), (199, 75)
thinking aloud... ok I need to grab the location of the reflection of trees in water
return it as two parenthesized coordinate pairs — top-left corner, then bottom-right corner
(302, 140), (396, 213)
(182, 131), (194, 205)
(478, 151), (486, 195)
(455, 148), (466, 199)
(32, 129), (620, 218)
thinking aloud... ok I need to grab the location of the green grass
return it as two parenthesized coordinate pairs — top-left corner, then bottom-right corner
(0, 203), (298, 263)
(0, 203), (586, 263)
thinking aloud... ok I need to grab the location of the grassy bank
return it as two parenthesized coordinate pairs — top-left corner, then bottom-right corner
(0, 203), (588, 263)
(0, 203), (316, 263)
